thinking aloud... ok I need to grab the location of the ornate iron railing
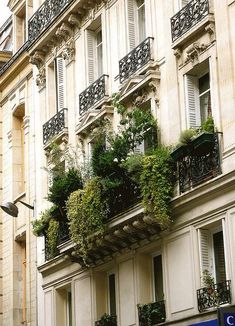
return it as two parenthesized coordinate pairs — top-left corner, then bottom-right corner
(138, 300), (166, 326)
(95, 315), (117, 326)
(197, 280), (231, 312)
(79, 75), (108, 116)
(171, 0), (209, 42)
(43, 108), (67, 145)
(119, 37), (153, 83)
(28, 0), (75, 43)
(175, 133), (221, 193)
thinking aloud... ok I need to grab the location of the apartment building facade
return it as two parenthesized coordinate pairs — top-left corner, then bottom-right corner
(1, 0), (235, 325)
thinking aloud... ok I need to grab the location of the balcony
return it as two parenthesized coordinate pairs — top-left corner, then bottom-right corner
(79, 75), (109, 116)
(119, 37), (153, 83)
(171, 132), (221, 194)
(197, 280), (231, 312)
(28, 0), (75, 44)
(138, 301), (166, 326)
(43, 108), (67, 145)
(171, 0), (209, 43)
(95, 315), (117, 326)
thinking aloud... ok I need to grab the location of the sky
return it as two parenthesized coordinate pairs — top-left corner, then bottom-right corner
(0, 0), (11, 26)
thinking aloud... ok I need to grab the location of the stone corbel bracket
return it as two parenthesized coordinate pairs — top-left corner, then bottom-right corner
(29, 51), (46, 90)
(61, 38), (76, 65)
(205, 22), (215, 43)
(184, 42), (208, 65)
(56, 22), (73, 42)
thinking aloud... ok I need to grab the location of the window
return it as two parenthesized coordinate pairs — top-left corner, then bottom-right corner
(198, 226), (226, 284)
(134, 127), (157, 154)
(12, 104), (25, 197)
(86, 17), (103, 85)
(108, 273), (117, 316)
(127, 0), (146, 50)
(55, 286), (73, 326)
(14, 5), (26, 51)
(184, 62), (212, 128)
(153, 255), (164, 302)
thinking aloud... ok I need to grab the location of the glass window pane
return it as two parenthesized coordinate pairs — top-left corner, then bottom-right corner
(213, 231), (226, 283)
(153, 255), (164, 302)
(199, 73), (210, 95)
(200, 91), (211, 122)
(109, 274), (116, 316)
(138, 4), (146, 41)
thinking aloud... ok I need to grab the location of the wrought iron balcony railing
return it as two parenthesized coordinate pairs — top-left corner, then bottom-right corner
(79, 75), (108, 116)
(171, 0), (209, 42)
(95, 315), (117, 326)
(119, 37), (153, 83)
(138, 300), (166, 326)
(197, 280), (231, 312)
(43, 108), (67, 145)
(172, 133), (221, 194)
(28, 0), (74, 43)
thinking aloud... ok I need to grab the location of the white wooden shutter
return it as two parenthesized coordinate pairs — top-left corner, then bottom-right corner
(198, 229), (214, 282)
(134, 140), (145, 154)
(56, 57), (65, 111)
(127, 0), (136, 50)
(87, 30), (95, 84)
(184, 74), (201, 128)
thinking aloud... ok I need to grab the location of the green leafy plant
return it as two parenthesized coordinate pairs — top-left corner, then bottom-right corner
(202, 269), (215, 288)
(201, 116), (215, 133)
(140, 146), (176, 229)
(96, 313), (117, 326)
(178, 129), (197, 146)
(32, 205), (58, 237)
(66, 177), (108, 265)
(46, 219), (60, 259)
(48, 167), (83, 208)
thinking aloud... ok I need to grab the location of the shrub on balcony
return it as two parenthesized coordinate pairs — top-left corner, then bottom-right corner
(46, 219), (60, 259)
(96, 313), (117, 326)
(66, 177), (108, 264)
(32, 205), (58, 237)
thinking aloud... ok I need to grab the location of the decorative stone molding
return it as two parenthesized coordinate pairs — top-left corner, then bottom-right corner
(29, 50), (45, 70)
(132, 80), (159, 107)
(68, 14), (81, 28)
(36, 66), (46, 90)
(184, 42), (208, 64)
(205, 22), (215, 43)
(7, 130), (12, 144)
(61, 39), (75, 65)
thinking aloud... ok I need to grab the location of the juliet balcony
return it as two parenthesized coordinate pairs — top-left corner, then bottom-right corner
(170, 0), (214, 48)
(119, 37), (154, 83)
(171, 132), (221, 194)
(138, 301), (166, 326)
(197, 280), (231, 312)
(28, 0), (74, 44)
(79, 75), (109, 116)
(43, 108), (68, 146)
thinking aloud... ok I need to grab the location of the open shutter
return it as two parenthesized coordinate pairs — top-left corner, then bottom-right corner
(87, 30), (95, 85)
(56, 57), (65, 112)
(127, 0), (136, 50)
(184, 74), (201, 129)
(198, 229), (213, 281)
(134, 140), (145, 154)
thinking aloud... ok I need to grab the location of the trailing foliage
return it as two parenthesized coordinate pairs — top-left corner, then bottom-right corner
(66, 177), (108, 264)
(140, 147), (176, 229)
(201, 115), (215, 133)
(32, 205), (58, 237)
(96, 313), (117, 326)
(46, 219), (60, 259)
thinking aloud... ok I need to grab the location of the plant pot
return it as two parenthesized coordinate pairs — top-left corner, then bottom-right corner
(191, 132), (215, 155)
(171, 144), (191, 160)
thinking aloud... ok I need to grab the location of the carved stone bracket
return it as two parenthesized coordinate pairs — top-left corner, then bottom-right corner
(205, 22), (215, 43)
(23, 116), (30, 135)
(36, 65), (46, 90)
(61, 39), (75, 65)
(29, 50), (45, 70)
(132, 80), (159, 107)
(185, 42), (208, 64)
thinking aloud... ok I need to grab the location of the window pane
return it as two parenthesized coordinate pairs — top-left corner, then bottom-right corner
(137, 1), (146, 41)
(213, 231), (226, 283)
(199, 73), (210, 95)
(96, 30), (103, 77)
(153, 255), (164, 302)
(200, 91), (211, 122)
(109, 274), (116, 316)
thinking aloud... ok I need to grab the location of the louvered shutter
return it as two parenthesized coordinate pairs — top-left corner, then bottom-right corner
(87, 30), (95, 84)
(198, 229), (213, 280)
(213, 231), (226, 283)
(184, 75), (201, 128)
(127, 0), (136, 50)
(56, 57), (65, 111)
(134, 140), (145, 154)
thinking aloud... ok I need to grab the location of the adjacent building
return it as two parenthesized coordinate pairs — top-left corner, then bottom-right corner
(1, 0), (235, 325)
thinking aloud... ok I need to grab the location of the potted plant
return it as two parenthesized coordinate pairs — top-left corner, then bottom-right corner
(171, 129), (196, 160)
(191, 116), (215, 155)
(95, 313), (117, 326)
